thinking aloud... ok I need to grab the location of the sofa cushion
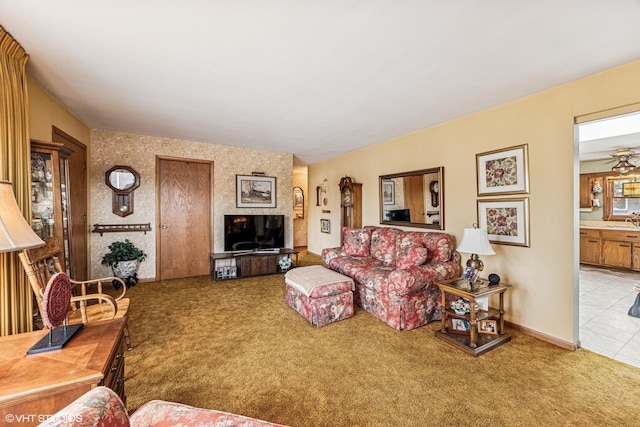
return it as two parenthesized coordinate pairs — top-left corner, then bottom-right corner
(421, 232), (455, 264)
(342, 227), (371, 256)
(396, 243), (429, 269)
(370, 227), (401, 265)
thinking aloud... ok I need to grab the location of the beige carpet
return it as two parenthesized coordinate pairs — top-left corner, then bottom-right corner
(123, 251), (640, 426)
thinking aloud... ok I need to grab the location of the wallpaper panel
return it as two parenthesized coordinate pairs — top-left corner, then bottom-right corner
(90, 130), (293, 279)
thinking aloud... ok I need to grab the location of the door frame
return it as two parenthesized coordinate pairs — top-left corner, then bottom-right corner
(155, 155), (215, 280)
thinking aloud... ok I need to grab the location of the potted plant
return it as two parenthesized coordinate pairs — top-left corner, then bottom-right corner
(101, 239), (147, 288)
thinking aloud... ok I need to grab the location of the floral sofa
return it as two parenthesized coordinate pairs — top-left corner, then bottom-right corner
(322, 226), (461, 330)
(38, 386), (287, 427)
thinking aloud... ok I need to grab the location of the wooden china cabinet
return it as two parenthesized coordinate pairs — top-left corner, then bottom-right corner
(30, 140), (70, 272)
(339, 176), (362, 235)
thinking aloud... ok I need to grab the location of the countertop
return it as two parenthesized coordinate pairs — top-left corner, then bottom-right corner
(580, 221), (640, 231)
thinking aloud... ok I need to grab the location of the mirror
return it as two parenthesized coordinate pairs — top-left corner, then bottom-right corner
(293, 187), (304, 219)
(106, 165), (140, 217)
(379, 167), (444, 230)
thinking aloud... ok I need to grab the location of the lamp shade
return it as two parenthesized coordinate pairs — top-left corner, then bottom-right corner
(0, 180), (45, 253)
(456, 227), (496, 256)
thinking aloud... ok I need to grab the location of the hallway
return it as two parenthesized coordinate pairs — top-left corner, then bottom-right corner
(579, 266), (640, 368)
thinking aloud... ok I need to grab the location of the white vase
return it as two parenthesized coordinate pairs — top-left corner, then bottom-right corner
(112, 259), (140, 279)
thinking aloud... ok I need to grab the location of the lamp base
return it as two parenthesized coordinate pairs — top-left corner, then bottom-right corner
(26, 323), (83, 355)
(466, 254), (484, 271)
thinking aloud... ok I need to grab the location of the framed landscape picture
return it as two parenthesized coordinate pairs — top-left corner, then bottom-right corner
(477, 198), (530, 247)
(236, 175), (276, 208)
(382, 180), (395, 205)
(476, 144), (529, 196)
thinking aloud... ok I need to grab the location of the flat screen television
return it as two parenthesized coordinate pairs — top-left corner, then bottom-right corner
(224, 214), (285, 252)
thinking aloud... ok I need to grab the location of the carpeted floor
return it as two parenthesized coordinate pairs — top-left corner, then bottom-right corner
(123, 251), (640, 426)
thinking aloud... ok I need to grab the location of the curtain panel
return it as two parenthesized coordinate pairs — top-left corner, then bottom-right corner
(0, 26), (33, 335)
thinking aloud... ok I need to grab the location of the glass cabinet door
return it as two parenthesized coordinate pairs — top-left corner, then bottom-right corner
(31, 140), (65, 271)
(30, 151), (56, 239)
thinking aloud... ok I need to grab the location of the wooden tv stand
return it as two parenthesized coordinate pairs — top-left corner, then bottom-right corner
(209, 249), (299, 281)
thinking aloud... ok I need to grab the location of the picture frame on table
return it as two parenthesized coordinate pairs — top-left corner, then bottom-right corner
(478, 319), (498, 335)
(382, 180), (395, 205)
(476, 144), (529, 196)
(320, 218), (331, 234)
(449, 318), (470, 335)
(477, 198), (530, 247)
(236, 175), (277, 208)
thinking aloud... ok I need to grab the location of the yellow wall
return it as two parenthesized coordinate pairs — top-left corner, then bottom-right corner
(28, 77), (90, 144)
(308, 60), (640, 347)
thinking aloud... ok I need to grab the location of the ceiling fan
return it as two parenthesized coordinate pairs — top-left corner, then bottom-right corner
(608, 148), (639, 173)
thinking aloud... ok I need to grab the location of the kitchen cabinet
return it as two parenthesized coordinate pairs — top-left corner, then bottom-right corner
(581, 227), (640, 271)
(580, 174), (592, 208)
(579, 229), (601, 265)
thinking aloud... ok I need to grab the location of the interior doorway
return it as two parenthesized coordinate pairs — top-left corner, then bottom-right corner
(577, 108), (640, 367)
(157, 158), (213, 280)
(52, 126), (88, 280)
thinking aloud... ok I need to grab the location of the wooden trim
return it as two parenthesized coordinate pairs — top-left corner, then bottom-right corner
(505, 320), (578, 351)
(575, 102), (640, 124)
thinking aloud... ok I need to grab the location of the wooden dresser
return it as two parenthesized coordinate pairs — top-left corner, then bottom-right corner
(0, 318), (127, 426)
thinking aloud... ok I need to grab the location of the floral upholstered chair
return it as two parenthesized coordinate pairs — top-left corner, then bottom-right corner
(38, 386), (288, 427)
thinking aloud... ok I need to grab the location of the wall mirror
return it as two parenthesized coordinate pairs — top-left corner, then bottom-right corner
(106, 165), (140, 217)
(293, 186), (304, 219)
(379, 167), (444, 230)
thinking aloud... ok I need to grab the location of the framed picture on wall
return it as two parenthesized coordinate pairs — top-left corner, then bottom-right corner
(320, 219), (331, 233)
(236, 175), (277, 208)
(476, 144), (529, 196)
(382, 180), (395, 205)
(477, 198), (530, 247)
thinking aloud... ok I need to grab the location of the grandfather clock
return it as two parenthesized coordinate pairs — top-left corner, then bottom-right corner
(339, 176), (362, 232)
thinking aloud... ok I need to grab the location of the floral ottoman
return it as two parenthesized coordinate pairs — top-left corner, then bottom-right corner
(284, 265), (355, 327)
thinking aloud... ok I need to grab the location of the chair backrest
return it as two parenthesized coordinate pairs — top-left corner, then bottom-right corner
(18, 237), (65, 321)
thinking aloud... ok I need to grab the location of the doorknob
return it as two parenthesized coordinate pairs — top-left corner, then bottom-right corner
(160, 224), (168, 229)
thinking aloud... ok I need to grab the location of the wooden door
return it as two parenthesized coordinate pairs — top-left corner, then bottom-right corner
(158, 158), (212, 280)
(403, 175), (425, 223)
(52, 127), (88, 280)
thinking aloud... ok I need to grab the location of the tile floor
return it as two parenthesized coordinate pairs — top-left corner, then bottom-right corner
(580, 266), (640, 368)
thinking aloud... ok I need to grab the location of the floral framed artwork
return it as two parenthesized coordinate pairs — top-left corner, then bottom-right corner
(320, 218), (331, 233)
(477, 198), (529, 247)
(476, 144), (529, 196)
(236, 175), (277, 208)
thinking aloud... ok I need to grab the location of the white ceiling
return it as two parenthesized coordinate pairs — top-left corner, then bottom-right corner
(1, 1), (640, 165)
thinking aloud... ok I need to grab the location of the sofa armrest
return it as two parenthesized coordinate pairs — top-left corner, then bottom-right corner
(130, 400), (288, 427)
(321, 246), (345, 266)
(388, 260), (462, 295)
(38, 386), (129, 427)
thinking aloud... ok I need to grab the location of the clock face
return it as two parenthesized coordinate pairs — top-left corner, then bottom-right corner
(342, 189), (352, 204)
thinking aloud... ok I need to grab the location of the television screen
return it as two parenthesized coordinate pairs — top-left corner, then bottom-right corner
(224, 214), (285, 252)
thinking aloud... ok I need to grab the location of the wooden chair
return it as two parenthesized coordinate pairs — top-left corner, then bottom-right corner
(19, 237), (132, 350)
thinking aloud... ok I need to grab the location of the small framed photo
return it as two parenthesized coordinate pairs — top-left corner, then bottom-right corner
(449, 318), (470, 335)
(462, 267), (479, 283)
(478, 319), (498, 335)
(382, 180), (395, 205)
(320, 218), (331, 234)
(476, 144), (529, 196)
(236, 175), (277, 208)
(478, 198), (530, 247)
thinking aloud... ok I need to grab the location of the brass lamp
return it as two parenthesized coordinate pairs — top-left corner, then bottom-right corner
(0, 180), (44, 253)
(456, 225), (495, 272)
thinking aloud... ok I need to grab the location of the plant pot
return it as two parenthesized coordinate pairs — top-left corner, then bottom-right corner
(111, 259), (140, 288)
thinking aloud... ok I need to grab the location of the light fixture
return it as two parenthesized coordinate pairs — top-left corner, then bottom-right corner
(0, 180), (45, 253)
(456, 225), (495, 272)
(611, 156), (636, 174)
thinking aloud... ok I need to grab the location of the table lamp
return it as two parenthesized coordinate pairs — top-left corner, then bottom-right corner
(0, 180), (44, 253)
(456, 225), (495, 272)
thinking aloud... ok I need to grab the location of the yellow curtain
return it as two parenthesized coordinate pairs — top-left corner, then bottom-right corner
(0, 26), (33, 335)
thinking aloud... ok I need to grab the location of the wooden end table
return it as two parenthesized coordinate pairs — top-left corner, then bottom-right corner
(434, 278), (512, 356)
